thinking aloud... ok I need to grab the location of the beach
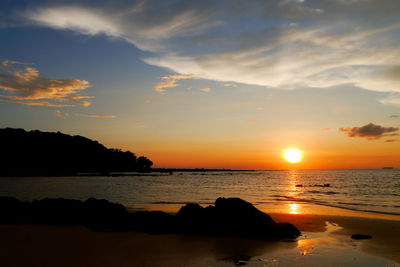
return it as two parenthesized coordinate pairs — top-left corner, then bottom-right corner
(1, 212), (399, 267)
(1, 170), (399, 266)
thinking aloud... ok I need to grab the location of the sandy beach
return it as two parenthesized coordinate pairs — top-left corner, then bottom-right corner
(1, 213), (399, 267)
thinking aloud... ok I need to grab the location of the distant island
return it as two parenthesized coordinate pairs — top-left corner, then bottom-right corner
(0, 128), (152, 176)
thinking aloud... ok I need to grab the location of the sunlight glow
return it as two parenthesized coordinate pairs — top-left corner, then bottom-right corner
(283, 149), (302, 163)
(289, 203), (299, 214)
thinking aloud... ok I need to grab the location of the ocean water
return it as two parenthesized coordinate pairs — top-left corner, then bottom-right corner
(0, 169), (399, 217)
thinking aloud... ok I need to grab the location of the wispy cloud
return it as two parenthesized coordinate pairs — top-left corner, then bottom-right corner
(74, 113), (116, 118)
(224, 83), (238, 88)
(1, 59), (32, 67)
(385, 139), (398, 143)
(54, 110), (62, 117)
(154, 74), (195, 93)
(0, 96), (72, 107)
(54, 109), (69, 118)
(381, 94), (400, 107)
(200, 87), (211, 93)
(24, 4), (212, 52)
(339, 123), (399, 140)
(246, 120), (259, 123)
(320, 128), (331, 132)
(390, 115), (400, 118)
(0, 60), (91, 107)
(15, 0), (400, 100)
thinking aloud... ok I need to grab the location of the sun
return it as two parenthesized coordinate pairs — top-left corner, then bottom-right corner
(283, 148), (302, 163)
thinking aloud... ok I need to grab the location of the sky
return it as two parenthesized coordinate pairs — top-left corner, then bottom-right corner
(1, 0), (400, 169)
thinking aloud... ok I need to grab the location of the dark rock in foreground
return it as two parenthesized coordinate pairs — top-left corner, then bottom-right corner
(176, 197), (301, 239)
(0, 196), (300, 239)
(0, 196), (129, 231)
(351, 234), (372, 240)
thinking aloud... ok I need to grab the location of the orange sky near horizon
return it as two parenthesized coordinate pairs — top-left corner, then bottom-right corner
(115, 138), (400, 170)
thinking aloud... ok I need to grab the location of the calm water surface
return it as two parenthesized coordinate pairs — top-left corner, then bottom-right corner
(1, 169), (399, 217)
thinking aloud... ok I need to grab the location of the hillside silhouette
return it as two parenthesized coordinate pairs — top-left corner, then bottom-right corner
(0, 128), (152, 176)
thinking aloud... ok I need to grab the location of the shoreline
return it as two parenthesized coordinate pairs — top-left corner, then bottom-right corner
(271, 213), (400, 264)
(0, 212), (399, 266)
(127, 201), (400, 221)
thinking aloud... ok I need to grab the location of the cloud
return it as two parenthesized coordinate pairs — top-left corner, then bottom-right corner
(54, 109), (69, 118)
(11, 0), (400, 99)
(1, 59), (31, 67)
(54, 110), (62, 117)
(390, 115), (400, 118)
(135, 125), (145, 128)
(380, 94), (400, 107)
(154, 74), (195, 93)
(200, 87), (211, 93)
(247, 120), (259, 123)
(74, 113), (116, 118)
(0, 96), (72, 107)
(320, 128), (331, 132)
(0, 60), (91, 107)
(24, 3), (213, 52)
(385, 139), (398, 143)
(224, 83), (238, 88)
(339, 123), (399, 140)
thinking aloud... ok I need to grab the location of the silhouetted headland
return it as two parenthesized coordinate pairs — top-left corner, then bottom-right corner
(0, 196), (300, 239)
(0, 128), (153, 176)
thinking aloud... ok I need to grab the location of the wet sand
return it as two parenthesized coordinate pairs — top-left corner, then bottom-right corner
(271, 213), (400, 264)
(0, 214), (399, 266)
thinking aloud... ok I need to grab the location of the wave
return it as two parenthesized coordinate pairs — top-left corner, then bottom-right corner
(306, 190), (339, 195)
(266, 194), (400, 217)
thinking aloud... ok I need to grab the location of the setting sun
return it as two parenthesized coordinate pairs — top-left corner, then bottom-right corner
(283, 149), (302, 163)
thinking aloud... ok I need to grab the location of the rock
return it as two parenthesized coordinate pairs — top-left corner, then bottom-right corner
(177, 203), (205, 218)
(351, 234), (372, 240)
(176, 197), (301, 239)
(0, 196), (301, 239)
(0, 197), (129, 231)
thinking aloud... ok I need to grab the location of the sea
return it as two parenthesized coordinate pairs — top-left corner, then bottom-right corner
(1, 169), (400, 218)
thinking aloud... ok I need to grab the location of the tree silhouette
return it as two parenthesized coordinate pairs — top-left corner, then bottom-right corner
(0, 128), (153, 176)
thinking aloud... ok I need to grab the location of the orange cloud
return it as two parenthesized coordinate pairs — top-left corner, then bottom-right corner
(0, 96), (72, 107)
(201, 87), (211, 92)
(320, 128), (331, 132)
(74, 113), (116, 118)
(154, 73), (195, 93)
(54, 110), (69, 118)
(0, 60), (91, 107)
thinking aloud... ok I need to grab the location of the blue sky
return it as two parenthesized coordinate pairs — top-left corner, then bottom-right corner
(1, 0), (400, 168)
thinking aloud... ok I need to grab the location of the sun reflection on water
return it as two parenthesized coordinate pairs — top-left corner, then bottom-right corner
(287, 170), (302, 214)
